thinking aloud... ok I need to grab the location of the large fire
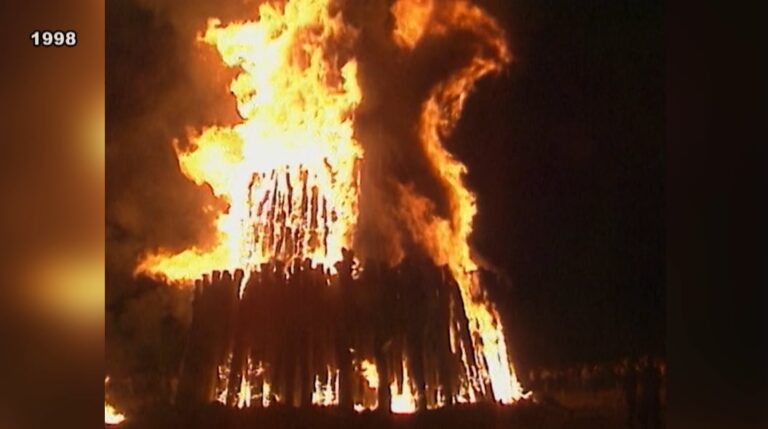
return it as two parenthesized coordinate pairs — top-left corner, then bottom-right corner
(135, 0), (527, 412)
(137, 0), (363, 280)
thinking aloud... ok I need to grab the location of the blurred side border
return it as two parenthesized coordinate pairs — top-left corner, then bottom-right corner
(0, 0), (104, 428)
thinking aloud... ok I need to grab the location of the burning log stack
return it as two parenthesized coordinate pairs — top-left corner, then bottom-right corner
(118, 0), (530, 423)
(176, 250), (492, 412)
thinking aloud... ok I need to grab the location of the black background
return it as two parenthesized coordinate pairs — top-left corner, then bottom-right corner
(456, 0), (663, 368)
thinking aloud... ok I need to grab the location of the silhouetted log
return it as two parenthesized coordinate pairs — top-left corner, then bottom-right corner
(334, 249), (355, 411)
(296, 260), (316, 407)
(179, 254), (510, 411)
(176, 279), (206, 408)
(442, 266), (486, 401)
(436, 268), (457, 405)
(226, 270), (250, 407)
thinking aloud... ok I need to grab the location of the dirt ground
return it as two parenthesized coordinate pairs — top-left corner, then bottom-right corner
(112, 386), (663, 429)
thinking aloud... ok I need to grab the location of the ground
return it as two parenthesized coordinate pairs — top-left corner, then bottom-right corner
(111, 386), (652, 429)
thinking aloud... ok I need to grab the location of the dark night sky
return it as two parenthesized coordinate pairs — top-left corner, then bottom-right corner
(454, 0), (664, 367)
(107, 0), (664, 373)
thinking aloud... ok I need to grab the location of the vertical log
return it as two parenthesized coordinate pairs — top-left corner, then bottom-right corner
(225, 270), (247, 407)
(176, 279), (206, 409)
(335, 249), (355, 411)
(437, 267), (456, 406)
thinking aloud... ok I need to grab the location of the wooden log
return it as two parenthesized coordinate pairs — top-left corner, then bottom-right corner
(225, 270), (249, 407)
(179, 255), (500, 411)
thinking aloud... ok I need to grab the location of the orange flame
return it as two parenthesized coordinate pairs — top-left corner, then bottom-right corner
(392, 0), (434, 48)
(393, 0), (526, 403)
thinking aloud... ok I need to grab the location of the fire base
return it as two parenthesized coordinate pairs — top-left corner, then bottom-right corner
(176, 251), (505, 412)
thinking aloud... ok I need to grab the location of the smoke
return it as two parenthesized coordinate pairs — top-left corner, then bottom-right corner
(106, 0), (251, 277)
(106, 276), (193, 412)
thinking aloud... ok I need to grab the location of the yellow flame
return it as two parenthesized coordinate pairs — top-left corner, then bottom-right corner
(105, 403), (126, 425)
(390, 360), (418, 414)
(355, 359), (380, 412)
(360, 359), (380, 390)
(105, 377), (126, 425)
(237, 377), (251, 408)
(215, 356), (232, 404)
(312, 366), (339, 406)
(262, 380), (274, 407)
(137, 0), (363, 281)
